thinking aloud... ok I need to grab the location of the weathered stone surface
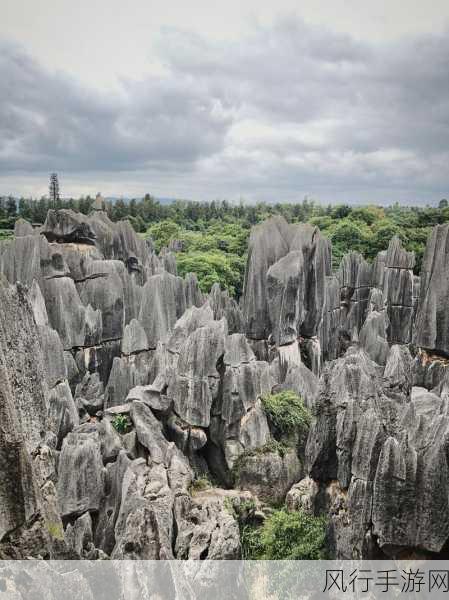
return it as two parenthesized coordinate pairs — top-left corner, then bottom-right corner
(130, 400), (173, 464)
(167, 303), (214, 355)
(209, 283), (244, 334)
(169, 319), (227, 427)
(95, 450), (131, 554)
(382, 237), (415, 344)
(57, 429), (105, 518)
(0, 296), (42, 542)
(126, 385), (171, 413)
(42, 210), (97, 244)
(104, 352), (152, 408)
(88, 213), (149, 266)
(5, 209), (449, 561)
(38, 324), (68, 388)
(267, 250), (305, 346)
(413, 350), (449, 390)
(77, 260), (124, 341)
(235, 448), (302, 504)
(320, 275), (342, 361)
(286, 476), (319, 514)
(159, 248), (177, 275)
(139, 272), (186, 348)
(306, 348), (376, 483)
(112, 459), (175, 559)
(75, 371), (104, 414)
(65, 512), (93, 557)
(121, 318), (149, 355)
(383, 344), (414, 394)
(414, 223), (449, 356)
(184, 272), (204, 308)
(1, 235), (67, 286)
(48, 381), (79, 448)
(275, 360), (318, 409)
(41, 276), (90, 349)
(208, 334), (272, 474)
(14, 218), (35, 237)
(359, 310), (390, 366)
(175, 489), (241, 559)
(57, 242), (103, 281)
(243, 216), (291, 340)
(112, 445), (192, 559)
(338, 252), (372, 342)
(243, 217), (331, 350)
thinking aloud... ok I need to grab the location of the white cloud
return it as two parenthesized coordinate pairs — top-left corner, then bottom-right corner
(1, 16), (449, 204)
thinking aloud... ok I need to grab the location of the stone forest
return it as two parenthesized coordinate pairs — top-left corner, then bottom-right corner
(1, 206), (449, 561)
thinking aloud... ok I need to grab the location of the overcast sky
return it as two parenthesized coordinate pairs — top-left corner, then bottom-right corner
(1, 0), (449, 204)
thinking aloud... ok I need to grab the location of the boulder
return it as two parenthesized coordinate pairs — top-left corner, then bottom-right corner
(234, 448), (302, 505)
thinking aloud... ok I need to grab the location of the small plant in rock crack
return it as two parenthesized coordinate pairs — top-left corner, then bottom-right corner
(111, 414), (131, 434)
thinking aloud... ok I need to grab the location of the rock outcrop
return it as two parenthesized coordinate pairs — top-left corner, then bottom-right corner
(3, 208), (449, 561)
(414, 223), (449, 356)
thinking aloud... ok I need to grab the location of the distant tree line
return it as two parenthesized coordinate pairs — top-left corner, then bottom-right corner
(1, 194), (448, 295)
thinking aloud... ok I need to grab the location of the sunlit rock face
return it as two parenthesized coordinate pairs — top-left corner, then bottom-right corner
(2, 208), (449, 560)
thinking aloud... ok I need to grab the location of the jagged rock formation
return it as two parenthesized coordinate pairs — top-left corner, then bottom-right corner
(2, 208), (449, 560)
(414, 223), (449, 355)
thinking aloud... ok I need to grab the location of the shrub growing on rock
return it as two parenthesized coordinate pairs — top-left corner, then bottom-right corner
(242, 508), (327, 560)
(261, 391), (312, 438)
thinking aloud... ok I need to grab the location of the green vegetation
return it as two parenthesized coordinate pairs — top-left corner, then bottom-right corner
(45, 521), (64, 540)
(261, 391), (312, 438)
(241, 508), (327, 560)
(111, 414), (131, 434)
(189, 476), (213, 494)
(0, 229), (13, 241)
(3, 194), (449, 296)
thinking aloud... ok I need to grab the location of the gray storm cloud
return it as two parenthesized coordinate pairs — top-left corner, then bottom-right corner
(0, 18), (448, 202)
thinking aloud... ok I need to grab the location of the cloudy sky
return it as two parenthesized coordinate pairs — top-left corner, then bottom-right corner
(1, 0), (449, 204)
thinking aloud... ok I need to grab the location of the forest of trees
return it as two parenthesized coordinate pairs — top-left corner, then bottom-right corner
(1, 194), (448, 297)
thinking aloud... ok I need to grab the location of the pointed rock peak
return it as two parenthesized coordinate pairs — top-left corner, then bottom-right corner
(385, 236), (415, 269)
(28, 279), (49, 327)
(42, 209), (97, 245)
(14, 218), (35, 237)
(121, 318), (149, 355)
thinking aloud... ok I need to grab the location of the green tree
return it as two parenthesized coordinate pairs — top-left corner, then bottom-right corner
(146, 220), (182, 252)
(176, 251), (243, 296)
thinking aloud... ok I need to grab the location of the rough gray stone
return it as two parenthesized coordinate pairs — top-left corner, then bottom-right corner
(235, 448), (302, 505)
(57, 429), (105, 519)
(121, 318), (149, 355)
(414, 223), (449, 355)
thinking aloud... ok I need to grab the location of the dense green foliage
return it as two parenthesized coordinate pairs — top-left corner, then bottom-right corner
(241, 508), (327, 560)
(261, 391), (312, 438)
(0, 229), (13, 241)
(144, 219), (248, 296)
(3, 194), (449, 295)
(111, 414), (131, 434)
